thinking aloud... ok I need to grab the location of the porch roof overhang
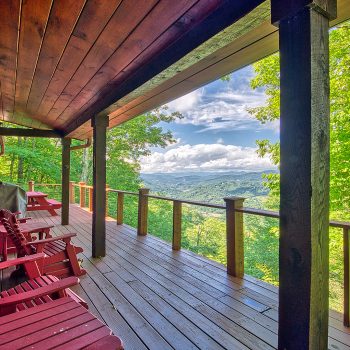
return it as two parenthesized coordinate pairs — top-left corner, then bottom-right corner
(0, 0), (349, 140)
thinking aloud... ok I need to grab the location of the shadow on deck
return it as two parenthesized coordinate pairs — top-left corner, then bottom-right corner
(21, 205), (350, 349)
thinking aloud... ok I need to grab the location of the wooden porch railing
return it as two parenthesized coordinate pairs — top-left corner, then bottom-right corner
(28, 180), (350, 326)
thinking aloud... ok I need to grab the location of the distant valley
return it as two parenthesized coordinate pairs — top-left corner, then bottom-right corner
(141, 170), (276, 204)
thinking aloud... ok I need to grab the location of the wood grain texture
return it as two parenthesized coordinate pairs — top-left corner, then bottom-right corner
(61, 138), (71, 225)
(137, 188), (149, 236)
(56, 0), (199, 127)
(172, 201), (182, 250)
(20, 205), (350, 350)
(49, 0), (160, 125)
(0, 0), (21, 122)
(36, 0), (123, 120)
(26, 0), (86, 114)
(14, 0), (52, 124)
(91, 114), (109, 257)
(278, 6), (331, 349)
(225, 197), (245, 278)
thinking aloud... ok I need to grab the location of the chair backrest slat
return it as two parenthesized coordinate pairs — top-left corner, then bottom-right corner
(0, 209), (34, 256)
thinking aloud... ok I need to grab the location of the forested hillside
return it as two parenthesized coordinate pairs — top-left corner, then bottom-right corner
(141, 171), (271, 203)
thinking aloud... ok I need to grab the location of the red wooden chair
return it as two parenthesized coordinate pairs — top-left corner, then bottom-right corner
(0, 210), (53, 261)
(0, 209), (86, 278)
(0, 253), (86, 316)
(0, 254), (123, 349)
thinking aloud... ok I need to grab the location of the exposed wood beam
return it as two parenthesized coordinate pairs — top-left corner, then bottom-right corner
(63, 0), (265, 136)
(273, 0), (335, 348)
(0, 127), (63, 138)
(91, 113), (109, 257)
(61, 138), (71, 225)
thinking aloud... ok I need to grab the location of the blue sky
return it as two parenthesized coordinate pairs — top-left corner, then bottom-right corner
(141, 65), (279, 173)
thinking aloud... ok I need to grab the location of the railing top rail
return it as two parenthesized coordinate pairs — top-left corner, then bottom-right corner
(108, 189), (138, 196)
(146, 194), (226, 209)
(236, 207), (280, 219)
(68, 182), (350, 229)
(34, 183), (62, 186)
(237, 207), (350, 229)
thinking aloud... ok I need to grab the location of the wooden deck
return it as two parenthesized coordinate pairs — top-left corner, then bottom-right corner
(14, 205), (350, 349)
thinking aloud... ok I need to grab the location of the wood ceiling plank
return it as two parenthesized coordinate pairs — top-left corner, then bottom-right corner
(35, 0), (123, 119)
(0, 87), (3, 120)
(58, 0), (202, 128)
(14, 0), (52, 128)
(48, 0), (161, 125)
(54, 0), (199, 127)
(0, 0), (21, 121)
(63, 0), (263, 135)
(25, 0), (86, 115)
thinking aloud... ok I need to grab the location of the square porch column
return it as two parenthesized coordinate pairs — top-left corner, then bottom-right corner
(271, 1), (336, 349)
(61, 137), (71, 225)
(91, 113), (109, 257)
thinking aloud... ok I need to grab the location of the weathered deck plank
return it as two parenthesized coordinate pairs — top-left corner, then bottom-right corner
(6, 205), (349, 350)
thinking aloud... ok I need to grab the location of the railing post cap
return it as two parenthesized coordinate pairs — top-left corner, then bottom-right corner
(224, 196), (245, 202)
(139, 188), (150, 194)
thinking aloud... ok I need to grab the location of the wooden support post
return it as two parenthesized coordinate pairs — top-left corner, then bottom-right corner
(79, 182), (86, 208)
(28, 180), (34, 192)
(61, 138), (71, 225)
(344, 227), (350, 326)
(172, 201), (182, 250)
(271, 1), (336, 348)
(224, 197), (245, 277)
(92, 114), (109, 257)
(137, 188), (149, 236)
(88, 187), (93, 212)
(117, 192), (124, 225)
(69, 181), (75, 204)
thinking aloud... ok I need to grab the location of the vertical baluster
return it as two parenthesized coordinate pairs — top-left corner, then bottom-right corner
(69, 181), (75, 204)
(137, 188), (149, 236)
(28, 180), (34, 191)
(89, 187), (93, 212)
(117, 192), (124, 225)
(79, 182), (86, 208)
(172, 200), (182, 250)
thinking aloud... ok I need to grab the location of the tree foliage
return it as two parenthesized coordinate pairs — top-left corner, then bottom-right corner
(0, 107), (181, 193)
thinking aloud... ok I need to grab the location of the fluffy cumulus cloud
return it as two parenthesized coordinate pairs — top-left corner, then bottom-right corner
(141, 143), (275, 173)
(167, 67), (279, 133)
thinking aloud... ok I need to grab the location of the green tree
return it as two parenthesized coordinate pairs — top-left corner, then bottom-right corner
(0, 107), (181, 195)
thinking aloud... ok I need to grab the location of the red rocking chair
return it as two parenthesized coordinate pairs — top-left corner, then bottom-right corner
(0, 209), (86, 278)
(0, 252), (86, 316)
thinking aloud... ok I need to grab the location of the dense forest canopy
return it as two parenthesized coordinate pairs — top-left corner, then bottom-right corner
(0, 107), (181, 191)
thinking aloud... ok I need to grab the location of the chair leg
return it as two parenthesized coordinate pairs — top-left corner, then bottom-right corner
(65, 242), (86, 276)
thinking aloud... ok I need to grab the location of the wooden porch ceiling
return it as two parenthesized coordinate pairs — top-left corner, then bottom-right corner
(0, 0), (349, 140)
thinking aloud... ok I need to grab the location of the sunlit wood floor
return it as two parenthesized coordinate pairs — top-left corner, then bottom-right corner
(5, 205), (350, 349)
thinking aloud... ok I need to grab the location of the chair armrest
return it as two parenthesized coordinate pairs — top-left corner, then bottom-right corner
(0, 276), (79, 307)
(25, 233), (77, 245)
(0, 253), (46, 271)
(18, 217), (32, 223)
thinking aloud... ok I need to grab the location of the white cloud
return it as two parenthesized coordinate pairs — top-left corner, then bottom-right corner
(167, 89), (202, 113)
(141, 143), (275, 173)
(216, 138), (224, 144)
(166, 84), (278, 133)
